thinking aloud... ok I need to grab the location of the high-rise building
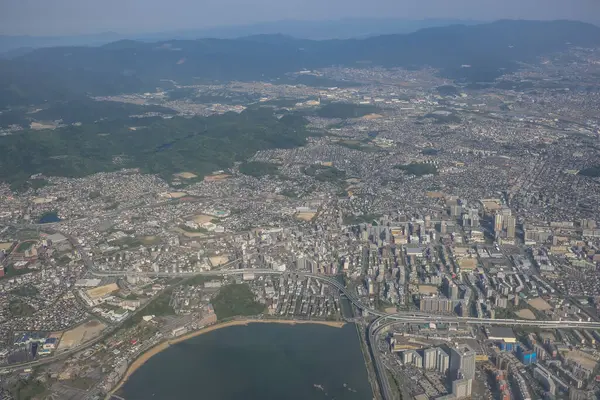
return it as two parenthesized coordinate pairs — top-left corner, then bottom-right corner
(412, 351), (423, 368)
(461, 209), (480, 229)
(440, 221), (447, 234)
(450, 344), (476, 380)
(534, 344), (546, 361)
(402, 350), (414, 365)
(506, 215), (516, 239)
(296, 256), (306, 270)
(402, 350), (422, 368)
(450, 204), (462, 217)
(452, 378), (472, 398)
(494, 214), (503, 238)
(424, 348), (437, 370)
(437, 348), (450, 374)
(469, 209), (480, 228)
(450, 283), (459, 301)
(534, 366), (556, 396)
(420, 297), (454, 314)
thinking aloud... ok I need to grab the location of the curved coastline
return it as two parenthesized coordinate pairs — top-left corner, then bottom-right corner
(107, 319), (345, 398)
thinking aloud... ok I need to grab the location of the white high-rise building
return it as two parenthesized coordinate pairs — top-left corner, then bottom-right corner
(424, 348), (437, 370)
(450, 344), (476, 380)
(437, 347), (450, 374)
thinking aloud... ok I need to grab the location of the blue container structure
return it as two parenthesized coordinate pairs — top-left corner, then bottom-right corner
(517, 345), (537, 365)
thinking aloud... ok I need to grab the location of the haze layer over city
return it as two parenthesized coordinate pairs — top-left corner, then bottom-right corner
(1, 1), (600, 400)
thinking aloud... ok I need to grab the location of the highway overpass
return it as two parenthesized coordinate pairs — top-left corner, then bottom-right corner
(90, 268), (600, 329)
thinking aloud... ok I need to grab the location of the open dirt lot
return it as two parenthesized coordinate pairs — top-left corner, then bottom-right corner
(57, 320), (106, 350)
(175, 227), (206, 238)
(192, 214), (214, 224)
(140, 236), (161, 245)
(167, 192), (188, 199)
(204, 174), (231, 182)
(515, 309), (537, 320)
(566, 350), (598, 371)
(362, 113), (383, 120)
(528, 297), (552, 311)
(209, 255), (229, 266)
(173, 172), (197, 179)
(296, 212), (317, 221)
(30, 122), (57, 130)
(86, 283), (119, 300)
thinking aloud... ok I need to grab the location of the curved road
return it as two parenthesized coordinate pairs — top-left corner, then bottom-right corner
(5, 222), (599, 399)
(91, 268), (600, 329)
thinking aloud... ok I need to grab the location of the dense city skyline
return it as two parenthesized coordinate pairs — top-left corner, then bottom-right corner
(1, 13), (600, 400)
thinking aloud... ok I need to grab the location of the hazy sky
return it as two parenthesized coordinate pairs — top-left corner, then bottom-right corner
(1, 0), (599, 36)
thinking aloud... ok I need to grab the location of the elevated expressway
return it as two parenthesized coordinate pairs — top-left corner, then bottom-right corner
(92, 268), (600, 329)
(92, 268), (600, 400)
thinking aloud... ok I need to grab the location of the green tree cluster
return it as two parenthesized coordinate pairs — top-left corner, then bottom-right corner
(304, 165), (346, 182)
(212, 283), (265, 320)
(394, 163), (438, 176)
(0, 108), (310, 187)
(316, 103), (377, 119)
(239, 161), (279, 177)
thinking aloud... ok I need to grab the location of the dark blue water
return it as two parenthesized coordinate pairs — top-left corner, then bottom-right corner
(120, 323), (372, 400)
(38, 212), (61, 223)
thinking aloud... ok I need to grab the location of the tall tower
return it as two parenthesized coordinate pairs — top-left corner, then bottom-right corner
(450, 345), (476, 380)
(506, 216), (516, 239)
(469, 209), (480, 228)
(494, 214), (503, 238)
(437, 348), (450, 374)
(424, 348), (437, 370)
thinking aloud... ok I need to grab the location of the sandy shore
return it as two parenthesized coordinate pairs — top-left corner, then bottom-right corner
(108, 319), (344, 398)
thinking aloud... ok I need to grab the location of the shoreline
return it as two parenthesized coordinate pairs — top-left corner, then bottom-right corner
(107, 319), (345, 398)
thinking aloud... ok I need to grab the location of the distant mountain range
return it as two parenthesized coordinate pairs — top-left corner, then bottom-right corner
(1, 20), (599, 109)
(0, 18), (484, 54)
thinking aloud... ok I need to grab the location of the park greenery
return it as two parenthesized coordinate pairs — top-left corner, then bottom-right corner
(167, 88), (260, 105)
(394, 162), (438, 176)
(343, 214), (382, 226)
(10, 284), (40, 297)
(316, 103), (377, 119)
(0, 108), (310, 187)
(10, 378), (47, 400)
(422, 112), (461, 124)
(336, 140), (380, 153)
(239, 161), (280, 177)
(2, 264), (35, 278)
(179, 224), (209, 234)
(280, 75), (362, 88)
(15, 241), (35, 253)
(0, 100), (175, 129)
(421, 148), (441, 155)
(33, 99), (175, 124)
(142, 290), (175, 317)
(212, 283), (266, 320)
(9, 299), (36, 317)
(303, 165), (346, 182)
(436, 85), (460, 96)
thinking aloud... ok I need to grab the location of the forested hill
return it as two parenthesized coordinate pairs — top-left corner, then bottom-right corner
(1, 20), (600, 108)
(0, 108), (310, 188)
